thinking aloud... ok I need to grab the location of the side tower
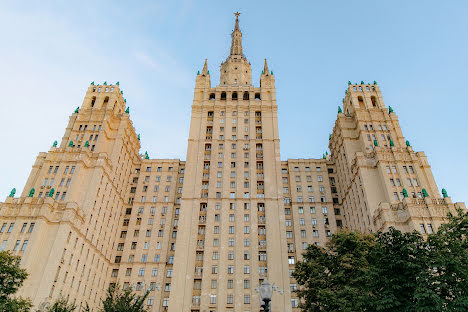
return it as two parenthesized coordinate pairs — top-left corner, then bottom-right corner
(169, 15), (292, 312)
(0, 83), (141, 309)
(329, 82), (465, 233)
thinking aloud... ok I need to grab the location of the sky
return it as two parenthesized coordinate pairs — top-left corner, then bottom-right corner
(0, 1), (467, 203)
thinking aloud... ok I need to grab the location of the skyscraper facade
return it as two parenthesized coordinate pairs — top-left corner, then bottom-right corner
(0, 15), (465, 312)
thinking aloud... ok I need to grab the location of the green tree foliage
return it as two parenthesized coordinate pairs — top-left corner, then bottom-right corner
(41, 298), (76, 312)
(100, 283), (149, 312)
(293, 209), (468, 312)
(0, 251), (32, 312)
(293, 232), (375, 311)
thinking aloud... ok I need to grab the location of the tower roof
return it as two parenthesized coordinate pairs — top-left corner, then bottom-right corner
(229, 12), (243, 57)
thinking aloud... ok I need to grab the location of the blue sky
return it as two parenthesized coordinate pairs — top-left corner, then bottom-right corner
(0, 1), (466, 202)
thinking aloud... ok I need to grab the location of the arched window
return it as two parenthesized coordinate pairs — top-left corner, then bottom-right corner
(371, 96), (377, 107)
(255, 93), (261, 100)
(209, 93), (215, 100)
(232, 92), (238, 100)
(221, 92), (226, 100)
(103, 96), (109, 106)
(243, 92), (249, 100)
(90, 97), (96, 108)
(358, 96), (365, 109)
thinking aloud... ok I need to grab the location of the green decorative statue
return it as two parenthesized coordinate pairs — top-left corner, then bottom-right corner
(406, 140), (411, 147)
(326, 151), (328, 156)
(91, 81), (95, 85)
(338, 106), (342, 114)
(28, 188), (35, 197)
(388, 106), (394, 113)
(422, 188), (429, 198)
(270, 71), (273, 75)
(48, 188), (55, 197)
(197, 70), (200, 75)
(261, 70), (264, 75)
(342, 98), (344, 103)
(84, 141), (89, 148)
(125, 107), (130, 114)
(116, 81), (120, 85)
(389, 139), (394, 147)
(441, 188), (448, 198)
(124, 99), (127, 103)
(207, 70), (210, 75)
(373, 80), (377, 85)
(361, 81), (364, 84)
(138, 134), (140, 141)
(103, 81), (107, 85)
(348, 81), (352, 85)
(329, 134), (332, 140)
(68, 141), (74, 147)
(145, 151), (149, 159)
(74, 107), (79, 113)
(9, 188), (16, 197)
(121, 90), (123, 95)
(374, 140), (378, 147)
(322, 154), (326, 159)
(52, 140), (58, 147)
(402, 188), (408, 197)
(345, 90), (347, 94)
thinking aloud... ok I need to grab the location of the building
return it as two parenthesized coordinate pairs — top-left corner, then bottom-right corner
(0, 14), (465, 312)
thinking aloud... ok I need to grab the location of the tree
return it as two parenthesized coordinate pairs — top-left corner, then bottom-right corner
(41, 298), (76, 312)
(100, 283), (149, 312)
(0, 251), (32, 312)
(368, 228), (429, 312)
(293, 209), (468, 312)
(293, 231), (375, 311)
(422, 208), (468, 311)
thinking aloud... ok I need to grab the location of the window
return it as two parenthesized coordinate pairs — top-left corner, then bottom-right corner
(420, 224), (426, 234)
(21, 223), (27, 233)
(244, 295), (250, 304)
(13, 240), (21, 251)
(20, 240), (28, 251)
(138, 268), (145, 276)
(28, 223), (35, 233)
(227, 279), (234, 289)
(7, 223), (14, 233)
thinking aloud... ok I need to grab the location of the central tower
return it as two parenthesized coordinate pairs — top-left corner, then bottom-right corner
(169, 14), (292, 312)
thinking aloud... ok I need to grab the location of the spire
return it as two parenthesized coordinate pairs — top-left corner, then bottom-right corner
(263, 59), (269, 75)
(230, 12), (243, 57)
(202, 59), (208, 75)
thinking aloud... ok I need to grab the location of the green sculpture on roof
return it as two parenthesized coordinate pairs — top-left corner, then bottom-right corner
(441, 188), (448, 198)
(389, 139), (394, 147)
(338, 106), (342, 114)
(103, 81), (107, 85)
(374, 140), (378, 147)
(9, 188), (16, 198)
(197, 71), (200, 75)
(342, 98), (344, 103)
(125, 107), (129, 114)
(28, 188), (35, 197)
(138, 134), (140, 141)
(389, 106), (394, 113)
(91, 81), (95, 85)
(271, 71), (273, 75)
(124, 99), (127, 103)
(121, 91), (123, 95)
(322, 154), (326, 159)
(116, 81), (120, 85)
(207, 70), (210, 75)
(329, 134), (332, 140)
(361, 81), (364, 84)
(422, 188), (429, 198)
(48, 188), (55, 197)
(84, 141), (89, 148)
(145, 151), (149, 159)
(402, 188), (408, 197)
(326, 151), (328, 156)
(373, 81), (377, 85)
(262, 70), (264, 75)
(406, 140), (411, 147)
(345, 90), (347, 94)
(52, 140), (57, 147)
(68, 141), (74, 147)
(74, 107), (79, 113)
(348, 81), (352, 85)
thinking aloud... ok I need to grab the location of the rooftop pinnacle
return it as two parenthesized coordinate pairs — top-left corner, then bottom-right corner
(230, 12), (243, 57)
